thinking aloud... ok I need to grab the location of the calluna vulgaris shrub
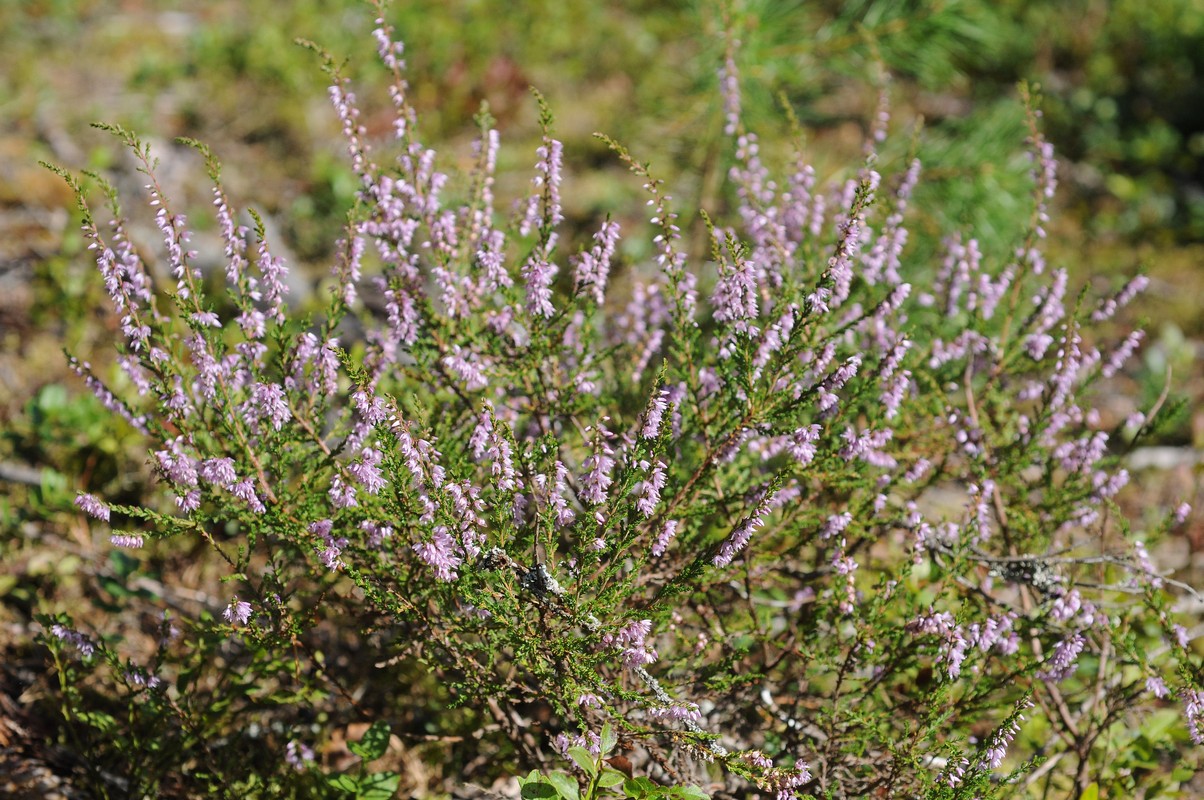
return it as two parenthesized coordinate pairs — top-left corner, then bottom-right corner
(39, 4), (1201, 798)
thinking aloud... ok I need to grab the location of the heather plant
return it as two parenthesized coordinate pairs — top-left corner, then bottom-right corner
(37, 4), (1202, 798)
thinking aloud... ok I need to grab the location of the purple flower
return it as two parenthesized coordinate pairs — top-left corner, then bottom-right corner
(110, 533), (144, 548)
(360, 520), (394, 547)
(521, 255), (557, 318)
(190, 310), (221, 327)
(714, 488), (774, 568)
(553, 731), (601, 759)
(903, 458), (931, 483)
(545, 460), (576, 527)
(743, 750), (774, 770)
(236, 308), (266, 339)
(822, 512), (852, 540)
(1024, 269), (1068, 360)
(978, 705), (1029, 770)
(648, 702), (702, 723)
(230, 478), (266, 513)
(580, 422), (616, 505)
(328, 474), (358, 509)
(641, 388), (670, 440)
(1039, 634), (1085, 682)
(309, 519), (347, 569)
(752, 309), (796, 380)
(609, 619), (658, 668)
(788, 424), (821, 467)
(327, 79), (373, 179)
(255, 237), (290, 325)
(574, 219), (621, 303)
(636, 460), (667, 518)
(711, 244), (759, 331)
(1182, 687), (1204, 745)
(415, 527), (461, 582)
(320, 541), (344, 570)
(187, 334), (222, 401)
(285, 740), (315, 772)
(577, 692), (603, 708)
(176, 490), (201, 512)
(349, 447), (387, 494)
(250, 382), (292, 431)
(1101, 330), (1143, 378)
(352, 389), (389, 426)
(521, 137), (564, 235)
(442, 345), (488, 391)
(199, 457), (237, 488)
(75, 492), (111, 522)
(50, 624), (96, 658)
(840, 426), (896, 469)
(880, 371), (910, 419)
(123, 667), (161, 690)
(718, 50), (741, 136)
(471, 405), (517, 492)
(832, 545), (858, 614)
(1092, 275), (1148, 321)
(71, 359), (148, 432)
(223, 596), (253, 626)
(155, 444), (199, 486)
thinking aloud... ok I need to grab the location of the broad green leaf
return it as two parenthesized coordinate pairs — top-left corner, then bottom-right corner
(328, 774), (360, 793)
(546, 770), (579, 800)
(624, 777), (655, 798)
(99, 575), (132, 598)
(521, 779), (560, 799)
(358, 770), (401, 799)
(1079, 783), (1098, 800)
(568, 746), (598, 777)
(598, 770), (626, 788)
(600, 723), (618, 755)
(1172, 764), (1195, 781)
(349, 720), (392, 761)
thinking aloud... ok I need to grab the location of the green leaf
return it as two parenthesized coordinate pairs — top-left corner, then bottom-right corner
(1079, 783), (1098, 800)
(521, 780), (560, 799)
(567, 746), (598, 777)
(349, 720), (392, 761)
(546, 770), (579, 800)
(1140, 708), (1180, 740)
(109, 550), (140, 579)
(600, 723), (618, 755)
(99, 575), (132, 599)
(598, 771), (626, 788)
(670, 786), (709, 800)
(78, 710), (117, 733)
(624, 777), (656, 798)
(357, 770), (401, 799)
(328, 773), (359, 793)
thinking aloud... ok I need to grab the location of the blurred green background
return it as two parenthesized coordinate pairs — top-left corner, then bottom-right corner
(1, 0), (1202, 793)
